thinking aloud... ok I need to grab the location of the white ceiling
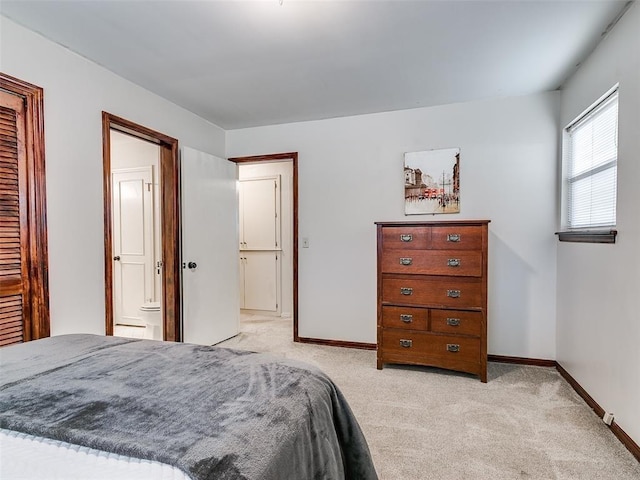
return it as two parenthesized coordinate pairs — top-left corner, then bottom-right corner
(0, 1), (631, 129)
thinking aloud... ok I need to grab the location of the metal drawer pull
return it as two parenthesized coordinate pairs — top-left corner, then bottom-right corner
(446, 318), (461, 326)
(400, 339), (413, 348)
(399, 257), (413, 266)
(447, 344), (460, 352)
(400, 234), (413, 242)
(447, 258), (460, 267)
(447, 233), (461, 242)
(400, 287), (413, 295)
(400, 314), (413, 323)
(446, 289), (461, 298)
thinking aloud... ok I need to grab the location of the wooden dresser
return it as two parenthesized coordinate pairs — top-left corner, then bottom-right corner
(376, 220), (489, 382)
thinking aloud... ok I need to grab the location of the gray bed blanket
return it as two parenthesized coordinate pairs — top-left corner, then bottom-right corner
(0, 334), (378, 480)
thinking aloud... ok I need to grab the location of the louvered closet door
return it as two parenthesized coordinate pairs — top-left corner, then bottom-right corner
(0, 90), (30, 346)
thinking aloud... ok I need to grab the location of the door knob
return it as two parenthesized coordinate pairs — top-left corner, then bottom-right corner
(114, 256), (120, 261)
(187, 261), (197, 269)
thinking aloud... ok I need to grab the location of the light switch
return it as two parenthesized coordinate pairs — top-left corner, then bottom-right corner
(302, 238), (309, 248)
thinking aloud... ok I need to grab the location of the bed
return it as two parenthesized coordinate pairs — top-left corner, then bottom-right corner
(0, 334), (378, 480)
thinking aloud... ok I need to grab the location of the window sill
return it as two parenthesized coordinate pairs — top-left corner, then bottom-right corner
(555, 229), (617, 244)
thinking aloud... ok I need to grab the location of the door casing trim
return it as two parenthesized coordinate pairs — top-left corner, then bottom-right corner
(102, 112), (181, 341)
(0, 73), (50, 341)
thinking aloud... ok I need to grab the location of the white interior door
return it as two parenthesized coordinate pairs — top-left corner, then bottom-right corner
(240, 176), (279, 249)
(112, 167), (154, 326)
(181, 146), (239, 345)
(242, 251), (278, 311)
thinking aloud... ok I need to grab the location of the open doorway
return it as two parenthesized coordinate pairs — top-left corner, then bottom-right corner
(102, 113), (181, 341)
(109, 131), (163, 340)
(229, 153), (299, 341)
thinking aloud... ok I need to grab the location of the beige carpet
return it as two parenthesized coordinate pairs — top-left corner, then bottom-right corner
(219, 314), (640, 480)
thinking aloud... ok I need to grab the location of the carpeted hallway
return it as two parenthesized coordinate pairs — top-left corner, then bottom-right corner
(219, 314), (640, 480)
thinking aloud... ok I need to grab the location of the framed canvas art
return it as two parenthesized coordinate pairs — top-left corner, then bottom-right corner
(404, 148), (460, 215)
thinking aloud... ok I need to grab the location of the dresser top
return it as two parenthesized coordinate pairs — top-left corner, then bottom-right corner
(375, 220), (490, 226)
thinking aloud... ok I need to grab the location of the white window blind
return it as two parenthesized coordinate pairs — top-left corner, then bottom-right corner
(564, 88), (618, 229)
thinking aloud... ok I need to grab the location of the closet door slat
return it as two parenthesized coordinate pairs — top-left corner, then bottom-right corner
(0, 100), (29, 345)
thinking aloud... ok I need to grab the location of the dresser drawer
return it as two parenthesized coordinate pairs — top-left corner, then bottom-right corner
(381, 227), (430, 250)
(431, 309), (482, 336)
(380, 250), (482, 277)
(380, 329), (480, 364)
(382, 276), (483, 308)
(381, 306), (428, 330)
(431, 226), (482, 250)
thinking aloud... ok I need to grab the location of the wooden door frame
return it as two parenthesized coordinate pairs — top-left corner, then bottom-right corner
(102, 112), (181, 341)
(228, 153), (300, 341)
(0, 73), (50, 341)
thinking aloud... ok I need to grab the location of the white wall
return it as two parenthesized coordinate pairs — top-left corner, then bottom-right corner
(239, 161), (294, 317)
(0, 16), (225, 336)
(557, 3), (640, 446)
(227, 92), (560, 358)
(111, 130), (160, 170)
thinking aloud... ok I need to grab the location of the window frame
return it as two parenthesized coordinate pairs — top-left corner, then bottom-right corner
(557, 86), (619, 244)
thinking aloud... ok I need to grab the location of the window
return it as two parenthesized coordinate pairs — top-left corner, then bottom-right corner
(563, 87), (619, 231)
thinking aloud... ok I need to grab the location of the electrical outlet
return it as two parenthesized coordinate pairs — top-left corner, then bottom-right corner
(302, 238), (309, 248)
(603, 412), (614, 426)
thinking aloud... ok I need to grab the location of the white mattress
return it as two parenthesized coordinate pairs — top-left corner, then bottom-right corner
(0, 429), (190, 480)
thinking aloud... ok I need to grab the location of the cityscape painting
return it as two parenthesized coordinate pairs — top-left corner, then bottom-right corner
(404, 148), (460, 215)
